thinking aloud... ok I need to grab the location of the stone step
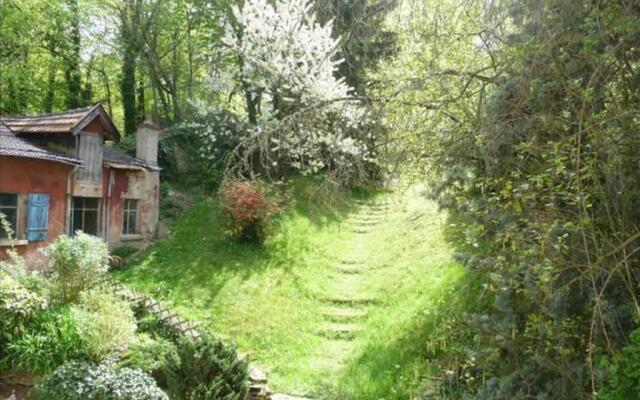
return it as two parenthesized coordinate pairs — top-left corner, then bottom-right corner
(249, 365), (268, 384)
(319, 323), (362, 339)
(355, 206), (387, 211)
(338, 258), (364, 265)
(362, 203), (390, 209)
(272, 394), (317, 400)
(336, 265), (367, 274)
(363, 211), (389, 217)
(249, 384), (271, 400)
(323, 308), (367, 321)
(349, 223), (382, 229)
(348, 219), (382, 226)
(323, 295), (379, 306)
(333, 272), (365, 283)
(350, 228), (372, 234)
(354, 200), (379, 205)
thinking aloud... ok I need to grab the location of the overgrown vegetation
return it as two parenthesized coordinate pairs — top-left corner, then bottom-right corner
(31, 360), (169, 400)
(45, 232), (110, 303)
(377, 1), (640, 398)
(0, 236), (249, 399)
(117, 179), (484, 398)
(2, 308), (84, 374)
(70, 288), (138, 361)
(3, 0), (640, 398)
(158, 335), (249, 400)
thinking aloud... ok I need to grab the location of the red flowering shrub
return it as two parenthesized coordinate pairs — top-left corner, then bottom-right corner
(220, 181), (279, 245)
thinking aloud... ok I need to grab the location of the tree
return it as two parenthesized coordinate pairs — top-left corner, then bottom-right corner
(374, 0), (640, 398)
(216, 0), (374, 185)
(119, 0), (140, 136)
(314, 0), (397, 94)
(64, 0), (85, 109)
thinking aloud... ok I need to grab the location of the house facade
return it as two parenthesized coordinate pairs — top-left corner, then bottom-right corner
(0, 105), (160, 260)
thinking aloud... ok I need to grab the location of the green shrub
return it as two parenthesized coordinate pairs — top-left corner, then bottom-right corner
(136, 311), (183, 343)
(158, 334), (249, 400)
(118, 333), (177, 373)
(71, 288), (137, 361)
(2, 307), (85, 374)
(46, 232), (110, 303)
(0, 248), (26, 272)
(0, 270), (48, 344)
(31, 360), (169, 400)
(111, 245), (139, 260)
(598, 322), (640, 400)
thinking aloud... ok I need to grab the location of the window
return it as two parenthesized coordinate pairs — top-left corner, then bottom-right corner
(70, 197), (100, 236)
(0, 193), (18, 239)
(122, 199), (138, 235)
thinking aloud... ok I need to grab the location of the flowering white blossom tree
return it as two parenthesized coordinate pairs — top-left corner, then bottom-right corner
(226, 0), (351, 106)
(199, 0), (378, 183)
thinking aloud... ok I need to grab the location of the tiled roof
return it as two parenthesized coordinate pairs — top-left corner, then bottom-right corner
(104, 146), (161, 172)
(0, 122), (83, 165)
(1, 104), (120, 141)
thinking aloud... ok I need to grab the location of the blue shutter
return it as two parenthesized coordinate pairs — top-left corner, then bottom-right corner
(27, 193), (50, 241)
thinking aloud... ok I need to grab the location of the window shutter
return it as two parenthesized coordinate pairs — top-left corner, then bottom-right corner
(27, 193), (50, 241)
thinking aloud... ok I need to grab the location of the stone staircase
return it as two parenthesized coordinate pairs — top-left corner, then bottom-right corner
(315, 199), (389, 364)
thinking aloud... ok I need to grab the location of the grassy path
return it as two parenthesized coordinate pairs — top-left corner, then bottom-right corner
(117, 182), (484, 399)
(312, 200), (390, 374)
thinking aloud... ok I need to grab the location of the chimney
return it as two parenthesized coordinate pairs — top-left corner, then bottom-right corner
(136, 121), (160, 165)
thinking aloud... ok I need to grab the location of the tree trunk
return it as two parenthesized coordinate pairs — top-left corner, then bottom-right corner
(42, 64), (57, 113)
(136, 79), (146, 124)
(64, 0), (83, 109)
(121, 41), (137, 136)
(99, 67), (113, 117)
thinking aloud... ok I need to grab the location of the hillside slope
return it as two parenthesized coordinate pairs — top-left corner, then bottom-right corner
(116, 181), (486, 399)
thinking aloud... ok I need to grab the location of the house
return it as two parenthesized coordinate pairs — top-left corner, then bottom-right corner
(0, 104), (160, 260)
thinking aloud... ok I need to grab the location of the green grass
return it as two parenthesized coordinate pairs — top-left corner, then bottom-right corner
(116, 179), (487, 399)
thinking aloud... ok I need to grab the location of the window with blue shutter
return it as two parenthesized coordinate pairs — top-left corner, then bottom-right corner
(27, 193), (50, 241)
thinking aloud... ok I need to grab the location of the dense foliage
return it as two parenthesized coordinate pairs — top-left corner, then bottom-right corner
(4, 0), (640, 398)
(32, 360), (169, 400)
(0, 227), (251, 399)
(46, 233), (110, 303)
(1, 0), (393, 188)
(2, 307), (84, 374)
(158, 334), (249, 400)
(376, 1), (640, 398)
(598, 323), (640, 400)
(0, 264), (48, 344)
(70, 288), (138, 361)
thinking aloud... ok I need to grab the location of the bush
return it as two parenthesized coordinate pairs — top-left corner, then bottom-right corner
(0, 269), (48, 345)
(71, 288), (137, 361)
(46, 232), (110, 303)
(598, 322), (640, 400)
(118, 333), (177, 373)
(220, 180), (279, 245)
(32, 360), (169, 400)
(110, 245), (138, 260)
(2, 307), (85, 374)
(136, 311), (183, 343)
(158, 334), (249, 400)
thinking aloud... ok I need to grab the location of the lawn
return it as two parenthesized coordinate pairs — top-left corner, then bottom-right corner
(115, 179), (486, 399)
